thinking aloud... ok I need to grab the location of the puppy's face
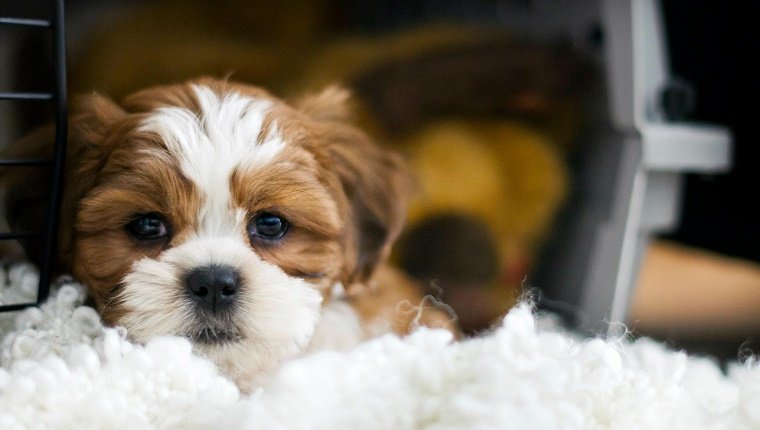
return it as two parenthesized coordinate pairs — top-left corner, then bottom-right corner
(60, 79), (407, 387)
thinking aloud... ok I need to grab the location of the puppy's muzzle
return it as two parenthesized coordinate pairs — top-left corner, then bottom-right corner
(185, 264), (241, 313)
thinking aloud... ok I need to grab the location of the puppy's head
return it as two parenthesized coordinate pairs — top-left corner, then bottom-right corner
(59, 79), (408, 386)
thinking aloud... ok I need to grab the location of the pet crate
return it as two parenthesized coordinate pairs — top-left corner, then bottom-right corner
(530, 0), (732, 333)
(0, 0), (68, 311)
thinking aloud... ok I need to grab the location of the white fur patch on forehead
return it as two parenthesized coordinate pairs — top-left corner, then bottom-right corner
(140, 85), (284, 173)
(139, 84), (285, 235)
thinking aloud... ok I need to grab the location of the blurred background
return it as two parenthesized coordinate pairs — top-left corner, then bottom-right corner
(1, 0), (758, 362)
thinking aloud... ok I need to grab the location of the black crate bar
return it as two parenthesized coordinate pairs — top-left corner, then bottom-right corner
(0, 0), (68, 312)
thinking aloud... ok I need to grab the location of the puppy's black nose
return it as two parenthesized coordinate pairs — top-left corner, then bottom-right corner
(185, 265), (241, 313)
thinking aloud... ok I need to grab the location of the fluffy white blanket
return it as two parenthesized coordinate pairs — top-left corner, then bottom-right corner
(1, 263), (759, 429)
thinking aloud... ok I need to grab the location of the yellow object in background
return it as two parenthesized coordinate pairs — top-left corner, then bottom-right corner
(406, 120), (568, 259)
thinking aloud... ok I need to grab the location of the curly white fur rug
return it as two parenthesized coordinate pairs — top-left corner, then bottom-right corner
(1, 263), (759, 429)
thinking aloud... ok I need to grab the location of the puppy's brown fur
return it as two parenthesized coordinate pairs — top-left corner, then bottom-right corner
(2, 79), (457, 369)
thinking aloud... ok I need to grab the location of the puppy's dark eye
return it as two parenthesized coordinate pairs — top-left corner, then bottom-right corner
(248, 212), (289, 240)
(126, 214), (170, 241)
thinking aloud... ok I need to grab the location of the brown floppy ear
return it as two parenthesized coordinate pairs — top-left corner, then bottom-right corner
(63, 93), (128, 199)
(58, 93), (127, 265)
(0, 93), (126, 267)
(296, 87), (411, 287)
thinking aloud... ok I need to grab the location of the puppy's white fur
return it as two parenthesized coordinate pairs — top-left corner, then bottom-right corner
(120, 237), (324, 389)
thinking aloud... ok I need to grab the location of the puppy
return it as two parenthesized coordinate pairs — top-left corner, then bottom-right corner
(2, 78), (456, 390)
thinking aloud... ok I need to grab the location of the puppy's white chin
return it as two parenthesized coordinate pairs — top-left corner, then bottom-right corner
(118, 236), (324, 389)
